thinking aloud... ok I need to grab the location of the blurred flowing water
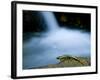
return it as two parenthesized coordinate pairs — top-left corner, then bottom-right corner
(23, 12), (90, 69)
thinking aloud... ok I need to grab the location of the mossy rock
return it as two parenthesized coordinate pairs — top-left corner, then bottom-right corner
(56, 55), (89, 66)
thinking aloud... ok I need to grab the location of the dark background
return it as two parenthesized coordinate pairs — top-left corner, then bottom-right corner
(23, 10), (91, 33)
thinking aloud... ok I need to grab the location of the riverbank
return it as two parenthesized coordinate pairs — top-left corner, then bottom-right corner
(29, 56), (90, 69)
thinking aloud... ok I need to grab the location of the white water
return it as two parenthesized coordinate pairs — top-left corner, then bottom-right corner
(41, 12), (59, 32)
(23, 12), (90, 69)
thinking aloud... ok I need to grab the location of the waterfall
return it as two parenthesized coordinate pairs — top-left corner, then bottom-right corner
(23, 11), (90, 69)
(41, 12), (59, 32)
